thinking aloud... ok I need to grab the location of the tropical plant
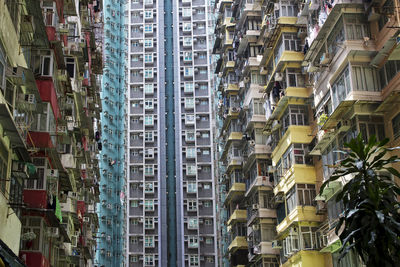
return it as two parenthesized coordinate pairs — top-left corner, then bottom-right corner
(320, 134), (400, 266)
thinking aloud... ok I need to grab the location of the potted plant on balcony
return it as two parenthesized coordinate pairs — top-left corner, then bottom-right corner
(320, 134), (400, 266)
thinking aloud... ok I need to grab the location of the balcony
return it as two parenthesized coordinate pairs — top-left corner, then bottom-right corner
(282, 250), (326, 267)
(245, 176), (274, 197)
(274, 165), (316, 195)
(227, 209), (247, 226)
(242, 144), (271, 170)
(271, 126), (313, 164)
(19, 251), (50, 267)
(276, 206), (324, 234)
(228, 236), (248, 252)
(225, 182), (246, 205)
(247, 207), (276, 226)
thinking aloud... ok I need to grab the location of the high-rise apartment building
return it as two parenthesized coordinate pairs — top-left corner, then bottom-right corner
(96, 0), (127, 266)
(214, 0), (400, 266)
(126, 0), (218, 266)
(0, 0), (103, 267)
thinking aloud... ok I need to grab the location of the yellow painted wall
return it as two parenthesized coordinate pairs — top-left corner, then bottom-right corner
(0, 193), (22, 255)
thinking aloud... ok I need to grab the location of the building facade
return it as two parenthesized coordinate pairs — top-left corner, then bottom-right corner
(0, 0), (103, 267)
(95, 0), (127, 266)
(126, 0), (218, 266)
(213, 0), (400, 266)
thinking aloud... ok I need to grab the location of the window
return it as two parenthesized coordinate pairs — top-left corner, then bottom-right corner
(188, 236), (199, 248)
(200, 116), (209, 121)
(145, 182), (154, 193)
(0, 44), (6, 93)
(144, 10), (153, 19)
(145, 99), (154, 109)
(344, 14), (370, 40)
(187, 182), (197, 193)
(189, 255), (199, 266)
(206, 237), (213, 244)
(199, 53), (206, 59)
(182, 8), (191, 17)
(144, 255), (154, 266)
(358, 115), (385, 142)
(144, 236), (154, 247)
(184, 82), (194, 93)
(352, 65), (380, 92)
(252, 100), (265, 115)
(144, 24), (153, 33)
(199, 68), (207, 74)
(197, 23), (205, 29)
(199, 84), (207, 90)
(132, 41), (139, 47)
(188, 218), (198, 229)
(130, 237), (138, 244)
(184, 67), (194, 77)
(184, 51), (192, 61)
(144, 148), (154, 159)
(201, 132), (209, 138)
(144, 39), (153, 48)
(144, 68), (153, 79)
(131, 55), (139, 62)
(205, 219), (212, 225)
(186, 131), (195, 141)
(186, 147), (196, 158)
(144, 54), (153, 63)
(183, 37), (192, 46)
(144, 115), (154, 126)
(202, 149), (210, 155)
(187, 200), (197, 211)
(286, 184), (316, 215)
(0, 141), (8, 194)
(144, 165), (154, 176)
(145, 218), (154, 229)
(279, 0), (298, 17)
(185, 114), (195, 124)
(145, 200), (154, 211)
(130, 200), (138, 208)
(144, 83), (154, 94)
(281, 105), (308, 134)
(185, 98), (195, 109)
(186, 164), (197, 175)
(65, 57), (76, 79)
(392, 113), (400, 139)
(204, 201), (211, 207)
(145, 131), (154, 142)
(203, 183), (210, 190)
(183, 23), (192, 31)
(331, 66), (351, 109)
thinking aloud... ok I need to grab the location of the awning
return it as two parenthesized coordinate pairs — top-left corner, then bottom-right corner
(0, 239), (27, 267)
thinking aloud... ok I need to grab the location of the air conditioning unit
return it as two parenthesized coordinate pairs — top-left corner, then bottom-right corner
(83, 217), (90, 223)
(249, 140), (256, 146)
(252, 224), (259, 230)
(107, 204), (112, 209)
(252, 204), (259, 210)
(243, 77), (250, 83)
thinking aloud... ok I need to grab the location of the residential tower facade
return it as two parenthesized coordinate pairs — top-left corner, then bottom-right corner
(213, 0), (400, 266)
(126, 0), (218, 266)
